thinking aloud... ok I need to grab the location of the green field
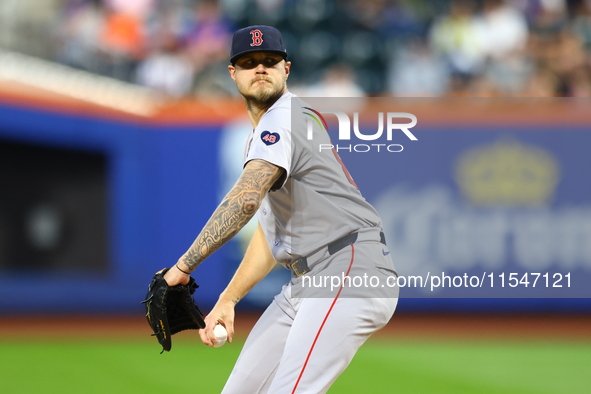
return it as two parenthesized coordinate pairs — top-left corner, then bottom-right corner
(1, 337), (590, 393)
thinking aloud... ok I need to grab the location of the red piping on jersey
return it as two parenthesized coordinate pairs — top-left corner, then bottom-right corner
(331, 147), (359, 189)
(291, 244), (356, 394)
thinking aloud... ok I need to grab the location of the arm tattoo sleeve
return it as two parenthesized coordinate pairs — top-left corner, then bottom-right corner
(181, 160), (283, 271)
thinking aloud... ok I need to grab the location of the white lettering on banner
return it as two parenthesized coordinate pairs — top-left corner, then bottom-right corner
(309, 111), (418, 141)
(375, 186), (591, 281)
(387, 113), (418, 141)
(318, 144), (404, 153)
(353, 112), (383, 141)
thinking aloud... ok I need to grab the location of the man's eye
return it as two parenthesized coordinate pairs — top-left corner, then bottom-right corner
(238, 59), (255, 68)
(264, 58), (280, 67)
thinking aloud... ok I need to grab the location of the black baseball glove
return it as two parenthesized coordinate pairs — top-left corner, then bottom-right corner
(142, 268), (206, 353)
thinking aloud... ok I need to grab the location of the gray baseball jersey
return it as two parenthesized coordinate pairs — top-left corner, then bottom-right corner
(225, 91), (398, 393)
(243, 91), (383, 265)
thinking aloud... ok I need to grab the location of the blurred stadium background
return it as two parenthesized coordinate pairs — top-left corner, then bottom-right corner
(2, 0), (591, 97)
(1, 0), (591, 393)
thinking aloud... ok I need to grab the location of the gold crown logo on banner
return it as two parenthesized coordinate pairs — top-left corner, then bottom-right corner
(455, 140), (560, 206)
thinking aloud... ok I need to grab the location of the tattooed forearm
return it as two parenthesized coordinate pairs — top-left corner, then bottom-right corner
(244, 172), (266, 189)
(181, 160), (283, 272)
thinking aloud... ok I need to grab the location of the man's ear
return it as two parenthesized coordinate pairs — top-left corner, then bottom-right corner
(228, 64), (236, 81)
(284, 61), (291, 79)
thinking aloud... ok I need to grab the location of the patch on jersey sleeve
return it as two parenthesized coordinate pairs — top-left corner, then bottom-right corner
(261, 131), (281, 146)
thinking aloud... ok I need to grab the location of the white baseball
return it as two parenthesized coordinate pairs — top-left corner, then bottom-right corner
(212, 324), (228, 347)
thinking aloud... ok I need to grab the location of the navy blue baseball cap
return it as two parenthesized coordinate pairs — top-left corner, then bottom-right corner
(230, 25), (288, 64)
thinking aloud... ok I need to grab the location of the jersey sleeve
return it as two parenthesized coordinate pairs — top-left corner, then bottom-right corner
(244, 107), (292, 190)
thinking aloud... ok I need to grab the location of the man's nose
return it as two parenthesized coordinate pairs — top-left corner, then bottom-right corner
(255, 63), (268, 73)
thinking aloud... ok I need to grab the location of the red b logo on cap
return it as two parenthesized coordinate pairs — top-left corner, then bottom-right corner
(250, 29), (263, 47)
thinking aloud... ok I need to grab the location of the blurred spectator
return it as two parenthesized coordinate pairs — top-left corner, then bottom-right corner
(135, 32), (195, 97)
(571, 0), (591, 54)
(521, 67), (561, 96)
(104, 0), (154, 18)
(429, 0), (487, 80)
(376, 0), (433, 38)
(550, 30), (586, 74)
(300, 63), (366, 97)
(530, 0), (569, 34)
(99, 5), (146, 81)
(182, 0), (234, 95)
(477, 0), (531, 95)
(483, 53), (533, 95)
(56, 0), (106, 74)
(565, 66), (591, 96)
(387, 38), (450, 96)
(346, 0), (393, 31)
(479, 0), (528, 60)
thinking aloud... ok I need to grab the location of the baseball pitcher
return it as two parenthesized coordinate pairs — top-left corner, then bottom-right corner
(160, 25), (398, 393)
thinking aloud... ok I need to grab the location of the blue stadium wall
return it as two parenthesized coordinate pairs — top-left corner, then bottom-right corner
(0, 103), (226, 313)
